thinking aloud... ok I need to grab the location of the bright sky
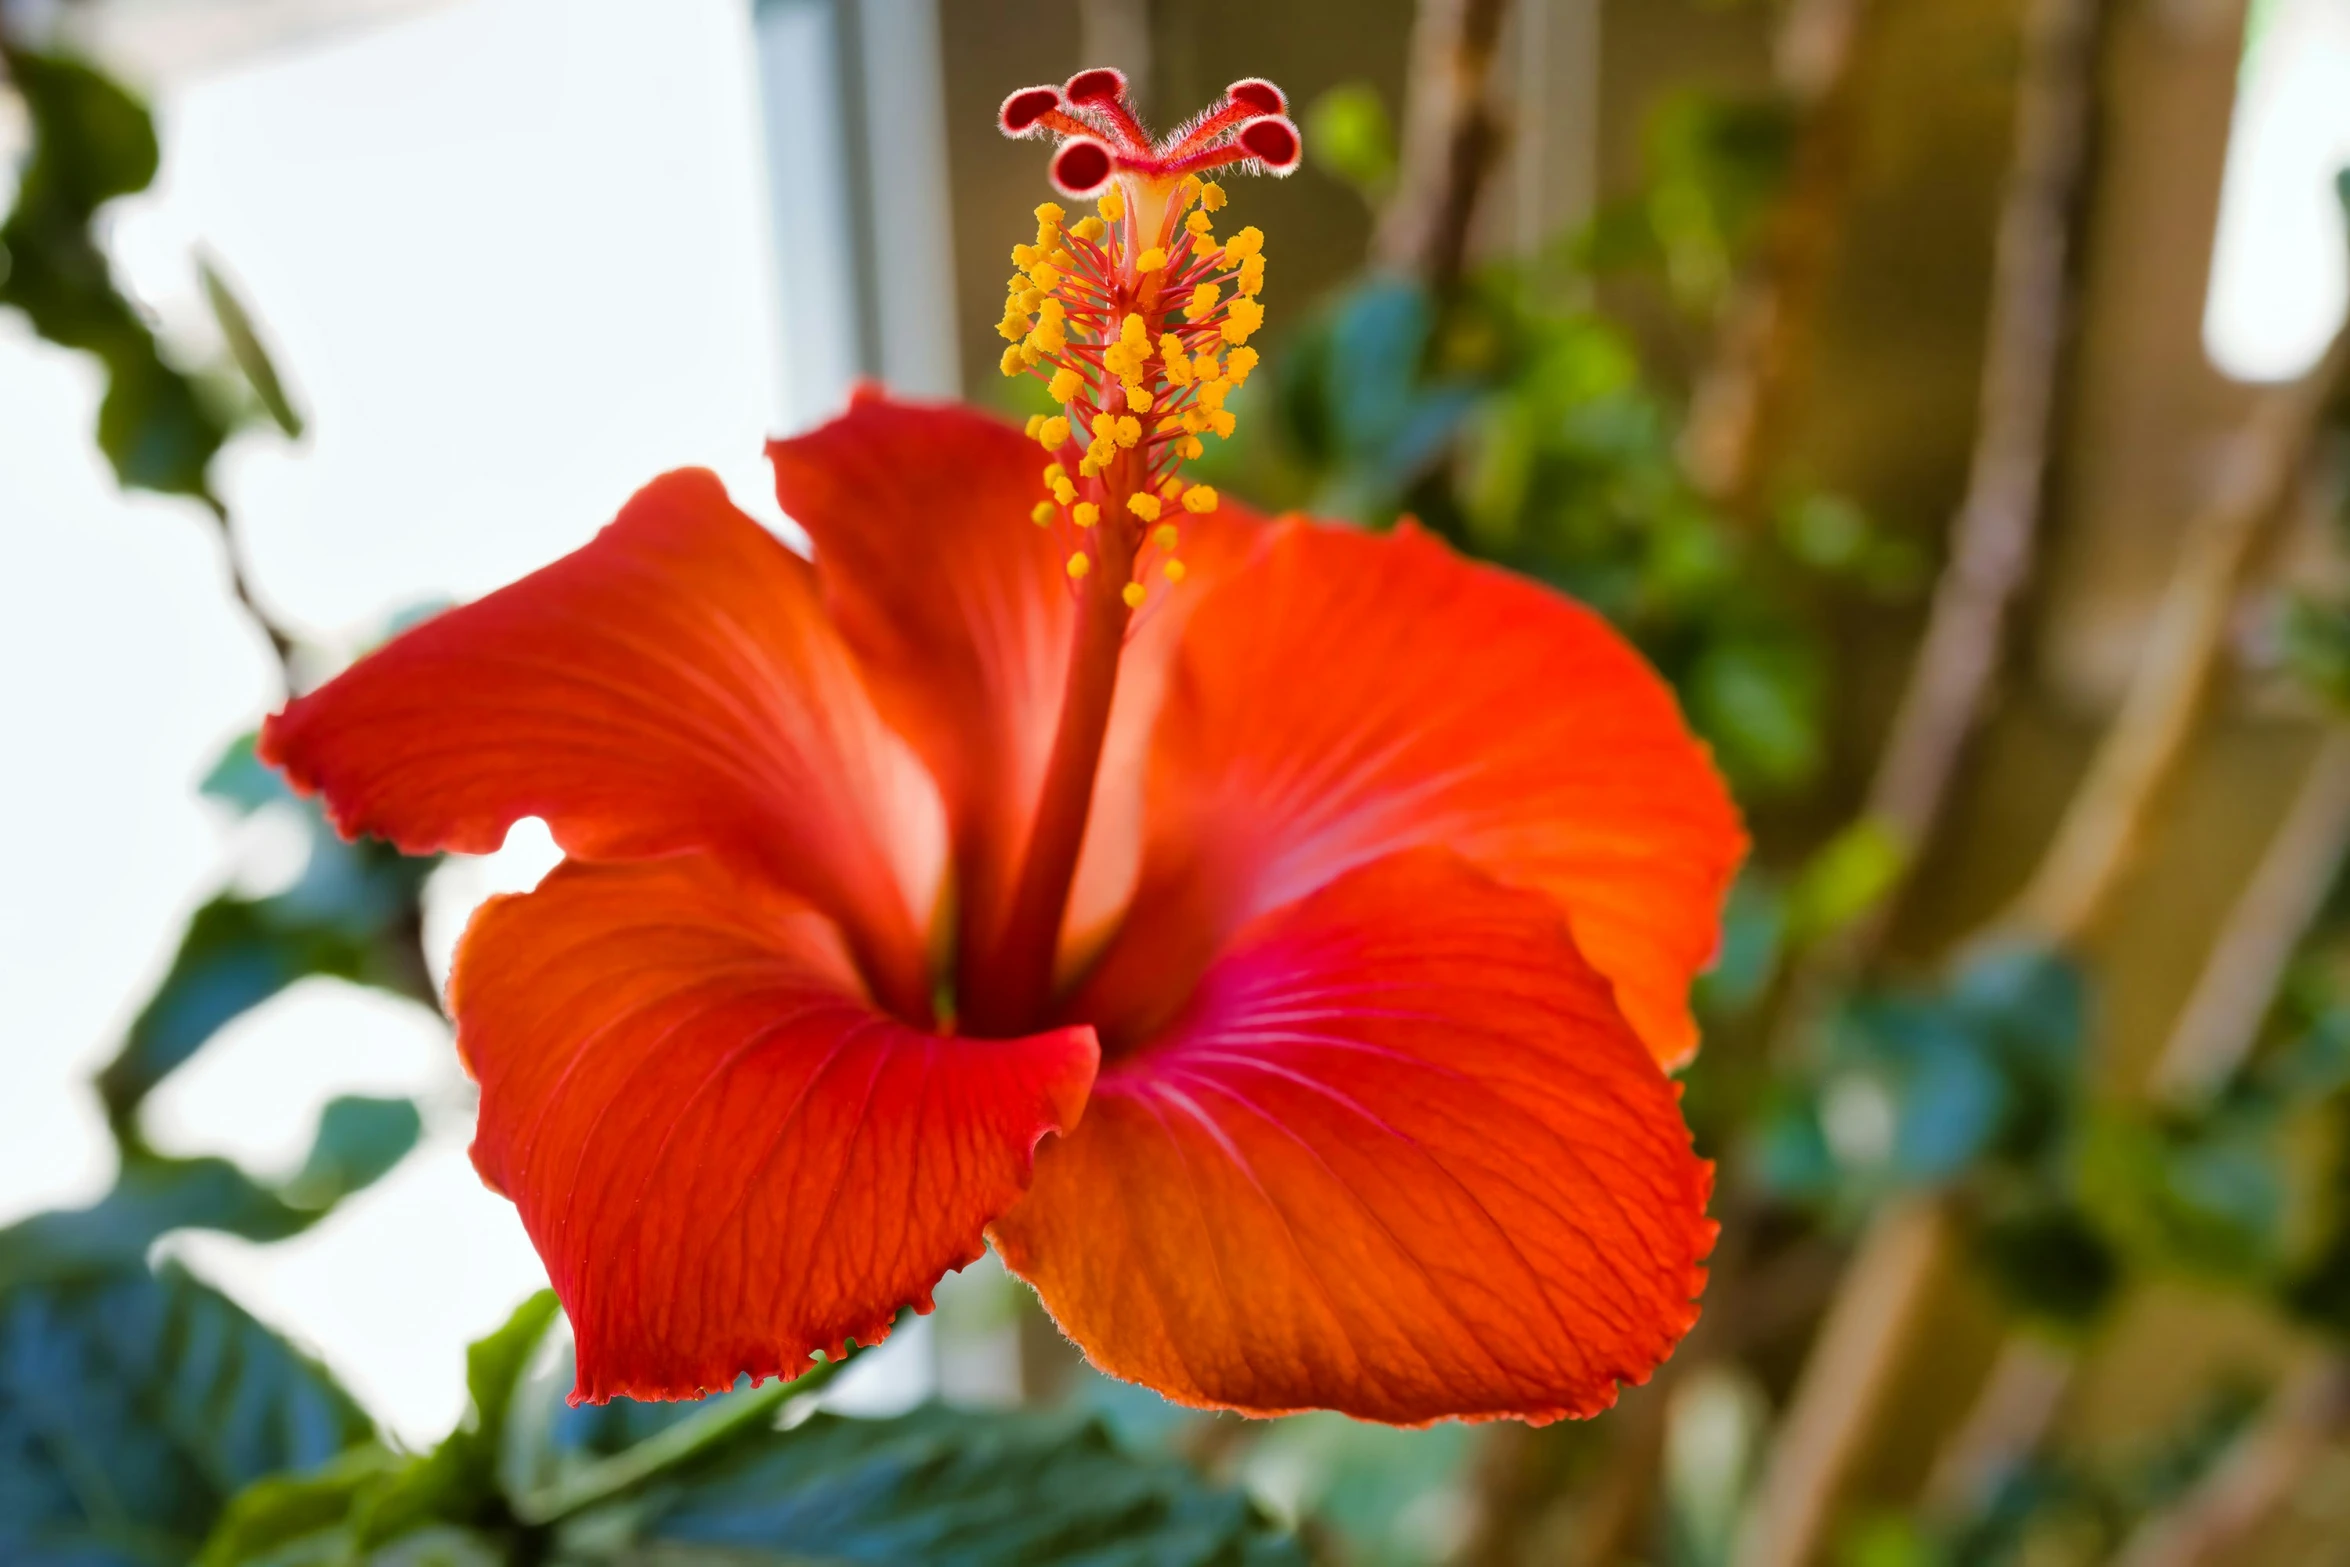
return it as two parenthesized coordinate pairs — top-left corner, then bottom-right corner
(0, 0), (929, 1444)
(2204, 0), (2350, 381)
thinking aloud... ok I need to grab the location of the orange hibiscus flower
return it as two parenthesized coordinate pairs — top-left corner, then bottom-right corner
(261, 70), (1743, 1426)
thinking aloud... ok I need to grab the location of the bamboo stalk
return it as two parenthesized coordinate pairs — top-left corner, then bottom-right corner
(2110, 1356), (2350, 1567)
(2149, 727), (2350, 1106)
(2007, 337), (2350, 942)
(1733, 1198), (1954, 1567)
(1679, 0), (1873, 513)
(1736, 324), (2349, 1567)
(1374, 0), (1514, 291)
(1912, 721), (2350, 1529)
(1857, 0), (2101, 904)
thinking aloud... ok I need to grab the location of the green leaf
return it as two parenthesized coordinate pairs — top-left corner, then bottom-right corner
(1971, 1203), (2120, 1328)
(281, 1097), (424, 1211)
(0, 43), (237, 500)
(199, 254), (305, 439)
(0, 1261), (371, 1565)
(2077, 1111), (2287, 1283)
(564, 1404), (1305, 1566)
(1686, 635), (1824, 793)
(1785, 819), (1909, 948)
(99, 734), (441, 1130)
(98, 897), (373, 1126)
(1303, 82), (1396, 203)
(358, 1292), (564, 1545)
(204, 1298), (1299, 1567)
(198, 1445), (407, 1567)
(0, 1095), (422, 1288)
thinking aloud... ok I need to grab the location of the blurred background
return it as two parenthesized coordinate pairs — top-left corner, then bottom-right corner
(5, 0), (2350, 1562)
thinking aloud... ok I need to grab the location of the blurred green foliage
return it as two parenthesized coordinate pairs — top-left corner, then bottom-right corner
(0, 42), (233, 500)
(1213, 83), (1915, 799)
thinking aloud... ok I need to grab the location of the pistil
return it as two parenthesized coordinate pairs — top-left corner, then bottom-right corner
(963, 68), (1294, 1033)
(963, 464), (1141, 1036)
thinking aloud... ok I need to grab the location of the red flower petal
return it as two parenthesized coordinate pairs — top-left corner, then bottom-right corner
(260, 469), (944, 1016)
(1072, 520), (1743, 1067)
(767, 396), (1259, 977)
(454, 855), (1098, 1404)
(992, 848), (1715, 1424)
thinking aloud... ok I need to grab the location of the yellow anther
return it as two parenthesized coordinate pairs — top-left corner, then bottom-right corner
(1225, 346), (1259, 386)
(1123, 383), (1153, 414)
(1034, 201), (1066, 226)
(1185, 210), (1213, 237)
(1052, 476), (1077, 505)
(1193, 352), (1221, 381)
(1152, 523), (1180, 550)
(1181, 435), (1205, 459)
(1000, 345), (1026, 375)
(1159, 476), (1185, 499)
(1176, 174), (1204, 208)
(1223, 225), (1265, 262)
(1113, 416), (1142, 448)
(1179, 410), (1207, 435)
(1086, 436), (1115, 468)
(1043, 463), (1065, 484)
(1127, 493), (1162, 521)
(1123, 581), (1148, 609)
(1027, 262), (1061, 291)
(1121, 312), (1148, 344)
(1185, 283), (1220, 322)
(1031, 501), (1055, 525)
(1030, 317), (1066, 353)
(1183, 485), (1219, 514)
(1099, 185), (1126, 222)
(1161, 338), (1195, 386)
(1199, 379), (1231, 413)
(1164, 558), (1188, 582)
(1067, 552), (1091, 578)
(1237, 255), (1266, 297)
(1024, 414), (1045, 439)
(1078, 453), (1103, 477)
(1038, 415), (1070, 449)
(1048, 366), (1084, 404)
(1072, 501), (1100, 529)
(1201, 181), (1227, 212)
(1155, 415), (1183, 434)
(1051, 249), (1075, 269)
(1018, 287), (1047, 311)
(1221, 298), (1264, 344)
(1209, 409), (1237, 438)
(1073, 215), (1106, 242)
(1019, 342), (1044, 366)
(1013, 243), (1042, 267)
(1091, 412), (1117, 439)
(1136, 246), (1168, 273)
(997, 313), (1028, 343)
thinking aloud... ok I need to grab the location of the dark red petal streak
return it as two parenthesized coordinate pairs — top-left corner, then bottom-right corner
(994, 848), (1715, 1424)
(1076, 520), (1743, 1066)
(260, 468), (942, 1015)
(768, 396), (1259, 978)
(454, 856), (1097, 1404)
